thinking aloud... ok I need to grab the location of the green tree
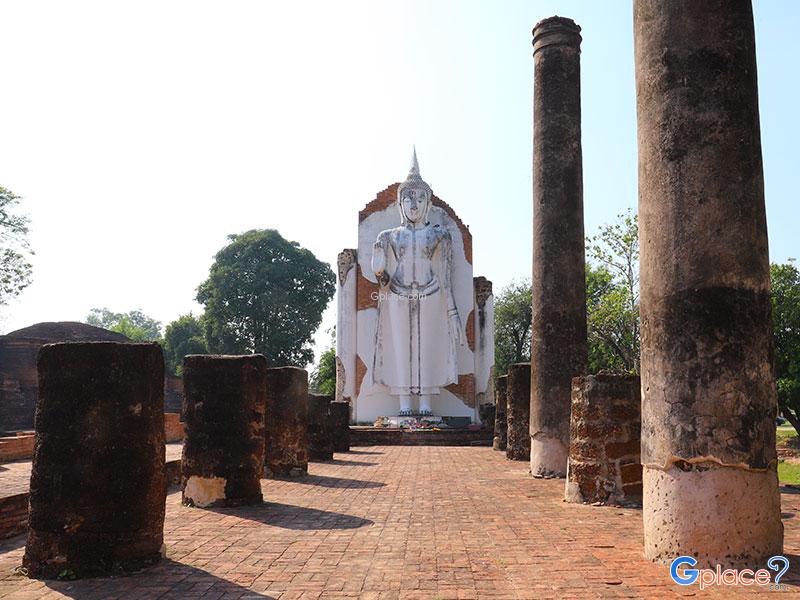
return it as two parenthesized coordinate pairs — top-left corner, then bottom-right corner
(586, 210), (640, 374)
(163, 313), (209, 375)
(0, 186), (33, 304)
(310, 347), (337, 395)
(86, 308), (163, 342)
(493, 279), (532, 378)
(310, 327), (336, 395)
(585, 264), (615, 373)
(197, 229), (336, 366)
(771, 260), (800, 432)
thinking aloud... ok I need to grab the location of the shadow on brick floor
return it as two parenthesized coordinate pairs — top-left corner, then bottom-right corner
(310, 458), (379, 467)
(3, 557), (275, 599)
(271, 473), (386, 489)
(208, 502), (374, 530)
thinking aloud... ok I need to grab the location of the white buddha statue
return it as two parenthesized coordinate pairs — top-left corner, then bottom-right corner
(371, 151), (465, 416)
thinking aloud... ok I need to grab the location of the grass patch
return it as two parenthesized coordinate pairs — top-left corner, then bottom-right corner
(777, 424), (797, 445)
(778, 460), (800, 485)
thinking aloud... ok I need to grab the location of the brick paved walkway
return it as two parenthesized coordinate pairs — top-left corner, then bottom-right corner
(0, 446), (798, 599)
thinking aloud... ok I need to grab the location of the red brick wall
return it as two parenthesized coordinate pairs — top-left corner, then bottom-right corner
(567, 375), (642, 506)
(0, 432), (35, 462)
(164, 413), (184, 443)
(0, 494), (28, 540)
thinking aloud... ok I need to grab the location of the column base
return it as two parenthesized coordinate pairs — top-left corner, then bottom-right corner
(643, 463), (783, 569)
(530, 433), (568, 478)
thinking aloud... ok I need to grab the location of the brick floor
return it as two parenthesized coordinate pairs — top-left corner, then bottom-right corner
(0, 446), (798, 599)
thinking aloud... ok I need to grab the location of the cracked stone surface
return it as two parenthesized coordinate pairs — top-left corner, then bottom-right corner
(634, 0), (782, 566)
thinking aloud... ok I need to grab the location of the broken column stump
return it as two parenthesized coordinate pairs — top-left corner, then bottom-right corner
(529, 16), (587, 479)
(565, 375), (641, 506)
(330, 401), (351, 453)
(634, 0), (783, 567)
(23, 342), (165, 579)
(308, 393), (334, 461)
(264, 367), (309, 477)
(493, 375), (508, 451)
(181, 355), (267, 508)
(506, 364), (531, 462)
(479, 403), (496, 430)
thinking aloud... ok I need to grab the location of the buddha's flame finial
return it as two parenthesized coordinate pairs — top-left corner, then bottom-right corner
(409, 146), (420, 178)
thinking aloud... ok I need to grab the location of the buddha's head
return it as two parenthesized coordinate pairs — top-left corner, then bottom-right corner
(398, 149), (432, 225)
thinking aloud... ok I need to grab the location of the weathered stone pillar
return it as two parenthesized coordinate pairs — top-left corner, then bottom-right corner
(181, 355), (267, 508)
(264, 367), (309, 477)
(478, 403), (496, 429)
(23, 342), (165, 578)
(530, 16), (587, 478)
(308, 393), (334, 461)
(330, 401), (351, 452)
(493, 375), (508, 451)
(634, 0), (782, 567)
(565, 375), (641, 506)
(506, 364), (531, 462)
(335, 249), (357, 408)
(473, 276), (495, 411)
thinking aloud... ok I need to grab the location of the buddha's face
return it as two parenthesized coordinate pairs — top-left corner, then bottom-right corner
(401, 188), (428, 224)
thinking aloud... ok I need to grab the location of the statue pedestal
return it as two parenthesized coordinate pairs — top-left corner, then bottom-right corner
(387, 415), (443, 428)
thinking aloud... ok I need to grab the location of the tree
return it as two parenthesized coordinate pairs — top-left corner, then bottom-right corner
(586, 264), (616, 373)
(0, 186), (33, 305)
(771, 260), (800, 433)
(86, 308), (163, 342)
(586, 210), (640, 374)
(310, 348), (337, 395)
(310, 327), (336, 395)
(163, 313), (209, 375)
(197, 229), (336, 367)
(494, 279), (532, 378)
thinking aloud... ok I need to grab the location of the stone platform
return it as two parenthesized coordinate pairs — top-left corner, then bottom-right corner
(1, 446), (798, 598)
(351, 426), (492, 447)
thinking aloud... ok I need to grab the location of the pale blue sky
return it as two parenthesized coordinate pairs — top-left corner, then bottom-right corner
(0, 1), (796, 356)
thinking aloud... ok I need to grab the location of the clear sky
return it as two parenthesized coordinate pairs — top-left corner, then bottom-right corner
(0, 1), (797, 362)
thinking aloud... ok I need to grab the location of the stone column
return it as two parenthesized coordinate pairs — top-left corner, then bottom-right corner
(530, 16), (587, 478)
(473, 277), (495, 409)
(336, 249), (357, 410)
(565, 375), (641, 506)
(23, 342), (165, 578)
(478, 403), (496, 429)
(506, 364), (531, 462)
(330, 401), (351, 452)
(264, 367), (309, 477)
(493, 375), (508, 451)
(308, 393), (334, 461)
(634, 0), (782, 567)
(181, 355), (267, 508)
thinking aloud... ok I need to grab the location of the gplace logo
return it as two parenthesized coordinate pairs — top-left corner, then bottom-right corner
(670, 555), (790, 590)
(370, 290), (430, 302)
